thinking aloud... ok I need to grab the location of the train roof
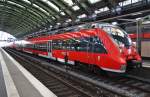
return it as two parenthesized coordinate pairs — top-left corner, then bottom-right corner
(26, 22), (114, 39)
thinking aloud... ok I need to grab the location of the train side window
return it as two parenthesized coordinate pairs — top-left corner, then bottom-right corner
(74, 38), (80, 51)
(62, 39), (68, 50)
(84, 37), (94, 52)
(37, 44), (39, 49)
(57, 40), (61, 50)
(38, 44), (41, 50)
(75, 37), (88, 51)
(93, 36), (107, 53)
(27, 44), (34, 49)
(37, 44), (40, 50)
(66, 39), (71, 50)
(62, 40), (65, 50)
(52, 41), (55, 49)
(54, 40), (59, 50)
(42, 43), (47, 52)
(52, 40), (58, 50)
(69, 38), (76, 50)
(58, 40), (62, 50)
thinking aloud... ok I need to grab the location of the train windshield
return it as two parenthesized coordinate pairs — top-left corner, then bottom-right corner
(102, 26), (132, 47)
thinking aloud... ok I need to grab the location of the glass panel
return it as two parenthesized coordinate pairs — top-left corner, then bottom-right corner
(72, 5), (80, 11)
(77, 14), (87, 18)
(60, 12), (66, 16)
(41, 0), (59, 11)
(93, 36), (106, 53)
(7, 1), (25, 8)
(63, 0), (74, 6)
(94, 7), (109, 14)
(88, 0), (101, 4)
(102, 26), (132, 47)
(132, 0), (142, 3)
(33, 4), (49, 15)
(22, 0), (31, 4)
(123, 0), (132, 6)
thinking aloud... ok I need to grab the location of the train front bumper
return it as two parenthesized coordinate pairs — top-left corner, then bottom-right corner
(127, 60), (142, 68)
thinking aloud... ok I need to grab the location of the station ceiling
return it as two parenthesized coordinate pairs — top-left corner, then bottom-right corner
(0, 0), (149, 38)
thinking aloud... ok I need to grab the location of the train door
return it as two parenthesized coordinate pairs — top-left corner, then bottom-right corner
(87, 37), (96, 65)
(47, 40), (53, 58)
(87, 36), (103, 71)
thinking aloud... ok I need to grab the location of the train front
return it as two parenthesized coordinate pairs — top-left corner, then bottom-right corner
(102, 25), (142, 70)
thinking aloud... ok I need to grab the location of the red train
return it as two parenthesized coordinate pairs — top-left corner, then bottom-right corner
(14, 23), (142, 73)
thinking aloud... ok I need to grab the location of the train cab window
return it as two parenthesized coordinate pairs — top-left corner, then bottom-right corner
(102, 26), (132, 47)
(102, 26), (112, 34)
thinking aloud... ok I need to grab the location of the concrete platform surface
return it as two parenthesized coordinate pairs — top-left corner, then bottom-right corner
(0, 48), (57, 97)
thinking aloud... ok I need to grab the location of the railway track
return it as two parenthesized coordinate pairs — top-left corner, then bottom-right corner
(5, 48), (150, 97)
(5, 48), (119, 97)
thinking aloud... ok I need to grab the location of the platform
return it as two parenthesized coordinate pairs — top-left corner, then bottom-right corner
(0, 48), (57, 97)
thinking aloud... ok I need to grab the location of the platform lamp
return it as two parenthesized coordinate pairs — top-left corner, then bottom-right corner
(118, 18), (142, 55)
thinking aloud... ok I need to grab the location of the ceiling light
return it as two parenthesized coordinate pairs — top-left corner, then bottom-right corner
(112, 22), (118, 25)
(41, 0), (59, 11)
(60, 12), (66, 16)
(72, 5), (80, 11)
(57, 23), (61, 25)
(88, 0), (101, 4)
(63, 0), (74, 6)
(78, 14), (87, 19)
(66, 19), (72, 22)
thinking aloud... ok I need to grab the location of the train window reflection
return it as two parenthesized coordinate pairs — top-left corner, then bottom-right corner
(102, 26), (132, 47)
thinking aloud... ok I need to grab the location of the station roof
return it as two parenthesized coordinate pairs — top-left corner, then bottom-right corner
(0, 0), (149, 38)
